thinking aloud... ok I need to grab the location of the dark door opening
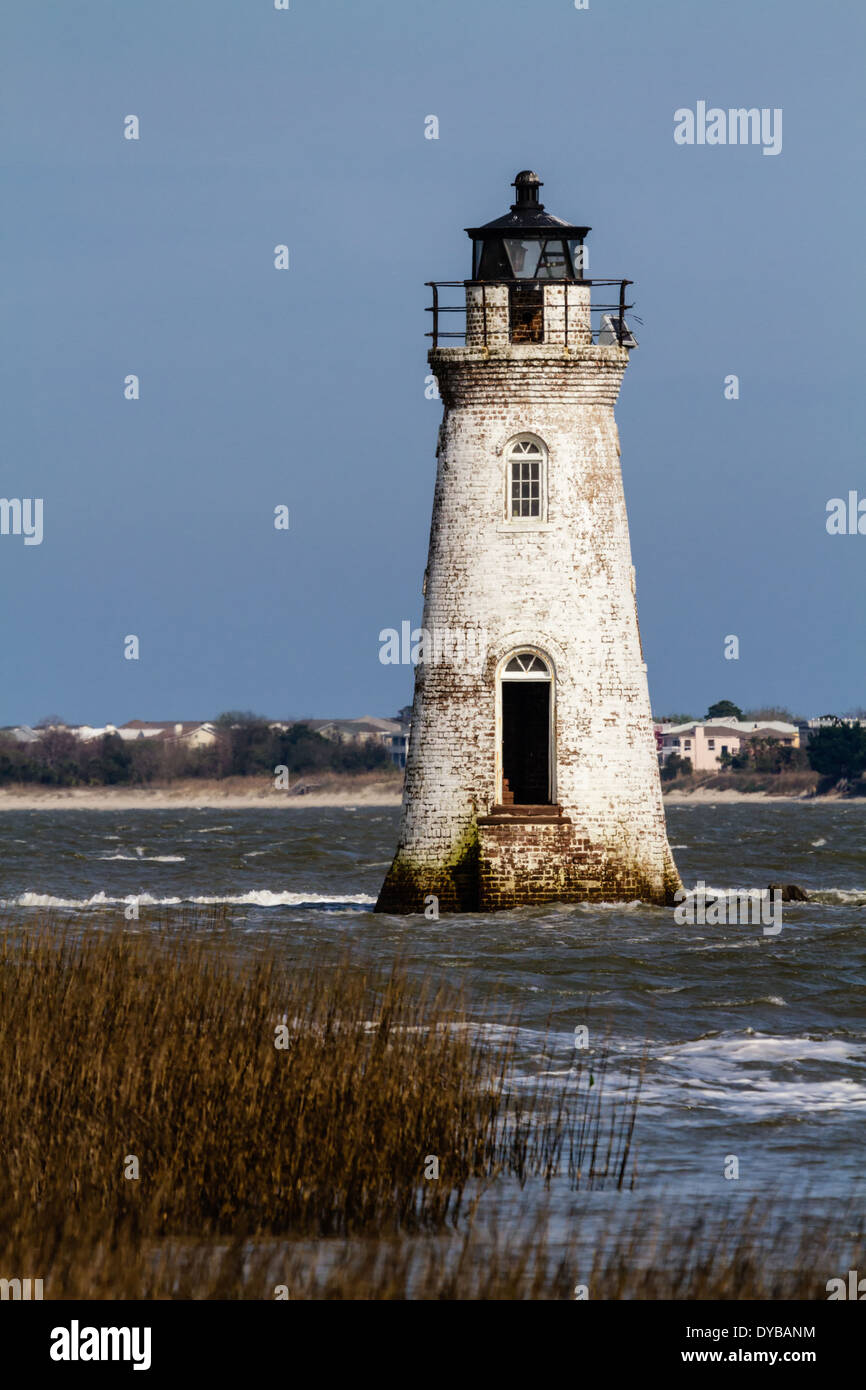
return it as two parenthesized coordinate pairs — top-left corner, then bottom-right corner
(501, 680), (550, 804)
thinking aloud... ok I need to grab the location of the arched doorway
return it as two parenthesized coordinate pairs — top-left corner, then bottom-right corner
(499, 651), (553, 805)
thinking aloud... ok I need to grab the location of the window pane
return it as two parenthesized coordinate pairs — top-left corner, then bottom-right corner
(510, 450), (543, 520)
(478, 239), (512, 280)
(568, 238), (586, 276)
(535, 240), (569, 280)
(504, 239), (541, 278)
(503, 654), (550, 676)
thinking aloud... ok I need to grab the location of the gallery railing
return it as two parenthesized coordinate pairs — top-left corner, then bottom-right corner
(425, 278), (634, 349)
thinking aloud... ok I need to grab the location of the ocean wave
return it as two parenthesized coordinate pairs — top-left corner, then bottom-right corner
(1, 889), (377, 909)
(662, 1035), (862, 1064)
(97, 853), (186, 863)
(497, 1027), (866, 1116)
(808, 888), (866, 905)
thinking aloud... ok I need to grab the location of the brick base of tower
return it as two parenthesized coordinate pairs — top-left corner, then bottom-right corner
(476, 815), (680, 910)
(376, 812), (681, 913)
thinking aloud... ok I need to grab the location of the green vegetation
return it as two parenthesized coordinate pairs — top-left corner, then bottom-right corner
(661, 753), (692, 781)
(705, 699), (743, 720)
(719, 740), (809, 774)
(0, 714), (392, 787)
(807, 717), (866, 781)
(742, 706), (801, 723)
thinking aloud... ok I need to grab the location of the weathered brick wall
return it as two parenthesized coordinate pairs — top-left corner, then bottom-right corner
(376, 325), (680, 914)
(476, 817), (671, 910)
(465, 283), (590, 349)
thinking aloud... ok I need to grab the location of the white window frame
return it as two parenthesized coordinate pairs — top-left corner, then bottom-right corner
(504, 434), (548, 526)
(494, 646), (556, 805)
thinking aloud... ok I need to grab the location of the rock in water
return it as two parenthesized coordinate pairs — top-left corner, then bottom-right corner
(767, 883), (809, 902)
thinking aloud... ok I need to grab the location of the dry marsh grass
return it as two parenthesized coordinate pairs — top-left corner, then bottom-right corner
(2, 914), (856, 1300)
(6, 1207), (858, 1301)
(0, 913), (639, 1295)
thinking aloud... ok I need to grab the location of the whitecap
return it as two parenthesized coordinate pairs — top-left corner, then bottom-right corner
(809, 888), (866, 905)
(97, 853), (186, 863)
(2, 889), (375, 909)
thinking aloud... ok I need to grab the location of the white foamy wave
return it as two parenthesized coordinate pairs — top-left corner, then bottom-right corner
(568, 899), (645, 914)
(710, 996), (788, 1008)
(639, 1034), (866, 1117)
(186, 890), (375, 907)
(498, 1027), (866, 1118)
(809, 888), (866, 905)
(97, 854), (186, 863)
(664, 1035), (862, 1065)
(1, 889), (376, 909)
(4, 891), (182, 909)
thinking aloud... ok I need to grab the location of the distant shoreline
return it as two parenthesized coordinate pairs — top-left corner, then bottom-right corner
(662, 787), (849, 805)
(0, 774), (404, 812)
(0, 776), (859, 811)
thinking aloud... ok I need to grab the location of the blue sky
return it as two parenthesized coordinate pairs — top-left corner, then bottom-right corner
(2, 0), (864, 724)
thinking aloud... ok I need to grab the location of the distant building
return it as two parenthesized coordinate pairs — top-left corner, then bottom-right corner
(118, 720), (221, 747)
(384, 726), (410, 769)
(303, 716), (408, 764)
(5, 725), (40, 744)
(657, 718), (799, 770)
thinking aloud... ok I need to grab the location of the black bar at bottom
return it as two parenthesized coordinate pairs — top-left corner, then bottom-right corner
(1, 1297), (858, 1378)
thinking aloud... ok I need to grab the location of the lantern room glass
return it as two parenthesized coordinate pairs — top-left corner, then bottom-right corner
(568, 238), (586, 277)
(472, 237), (581, 281)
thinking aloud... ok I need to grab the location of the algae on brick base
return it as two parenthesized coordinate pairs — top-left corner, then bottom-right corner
(377, 824), (480, 914)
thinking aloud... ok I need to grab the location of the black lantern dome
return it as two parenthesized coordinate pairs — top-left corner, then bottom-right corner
(465, 171), (590, 282)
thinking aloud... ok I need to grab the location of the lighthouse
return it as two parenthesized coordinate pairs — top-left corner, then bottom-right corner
(376, 171), (681, 914)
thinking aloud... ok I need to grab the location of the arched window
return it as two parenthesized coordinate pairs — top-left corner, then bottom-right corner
(503, 653), (550, 676)
(505, 436), (547, 523)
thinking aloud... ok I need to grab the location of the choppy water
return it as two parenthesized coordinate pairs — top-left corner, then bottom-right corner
(1, 801), (864, 1209)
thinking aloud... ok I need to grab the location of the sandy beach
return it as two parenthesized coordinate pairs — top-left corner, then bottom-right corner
(0, 776), (404, 811)
(662, 787), (832, 805)
(0, 777), (850, 811)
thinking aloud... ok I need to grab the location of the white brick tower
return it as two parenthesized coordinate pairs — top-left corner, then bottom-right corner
(377, 172), (680, 913)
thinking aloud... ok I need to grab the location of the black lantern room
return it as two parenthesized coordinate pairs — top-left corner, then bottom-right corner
(466, 171), (590, 282)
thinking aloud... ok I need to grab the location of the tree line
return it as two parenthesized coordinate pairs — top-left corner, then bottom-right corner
(0, 715), (393, 787)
